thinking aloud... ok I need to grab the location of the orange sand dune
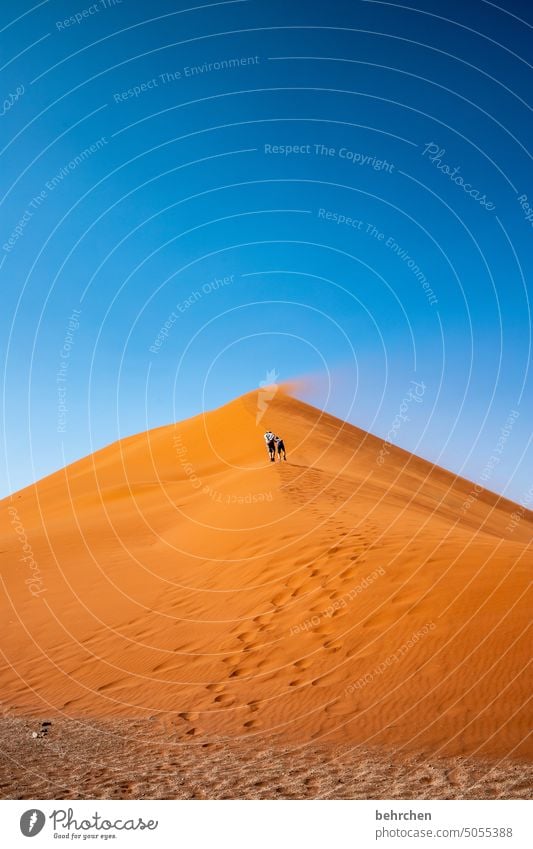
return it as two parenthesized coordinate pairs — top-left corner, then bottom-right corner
(0, 389), (531, 760)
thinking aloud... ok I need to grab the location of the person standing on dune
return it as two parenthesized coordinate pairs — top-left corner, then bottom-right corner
(264, 430), (276, 462)
(275, 435), (287, 461)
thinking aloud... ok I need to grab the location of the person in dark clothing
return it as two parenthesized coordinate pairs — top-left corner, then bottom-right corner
(275, 436), (287, 461)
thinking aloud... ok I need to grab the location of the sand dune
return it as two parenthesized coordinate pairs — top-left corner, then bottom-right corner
(0, 388), (531, 785)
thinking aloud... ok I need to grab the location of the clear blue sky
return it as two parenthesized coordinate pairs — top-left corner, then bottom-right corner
(1, 0), (531, 503)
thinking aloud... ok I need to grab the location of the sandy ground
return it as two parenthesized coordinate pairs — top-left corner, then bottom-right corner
(0, 388), (531, 798)
(1, 718), (531, 800)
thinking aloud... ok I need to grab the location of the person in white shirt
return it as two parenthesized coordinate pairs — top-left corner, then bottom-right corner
(264, 430), (276, 462)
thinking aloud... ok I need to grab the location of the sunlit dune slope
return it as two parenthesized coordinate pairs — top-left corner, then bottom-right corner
(0, 389), (531, 758)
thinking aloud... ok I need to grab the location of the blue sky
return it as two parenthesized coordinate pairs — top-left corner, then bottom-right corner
(1, 0), (531, 503)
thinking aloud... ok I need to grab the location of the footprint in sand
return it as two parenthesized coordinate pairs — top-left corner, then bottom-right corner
(97, 681), (120, 692)
(243, 657), (269, 674)
(271, 589), (292, 606)
(322, 607), (344, 619)
(324, 700), (352, 718)
(445, 767), (466, 787)
(286, 573), (304, 588)
(228, 668), (244, 678)
(323, 638), (343, 653)
(315, 626), (336, 639)
(345, 645), (366, 659)
(236, 631), (255, 643)
(362, 611), (389, 628)
(253, 614), (270, 626)
(231, 662), (266, 681)
(294, 556), (312, 566)
(213, 694), (235, 706)
(222, 654), (242, 666)
(293, 657), (313, 670)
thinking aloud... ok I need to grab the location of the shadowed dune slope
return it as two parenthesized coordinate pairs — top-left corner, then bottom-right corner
(0, 389), (531, 759)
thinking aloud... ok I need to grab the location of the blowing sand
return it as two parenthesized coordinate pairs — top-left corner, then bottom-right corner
(0, 389), (531, 798)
